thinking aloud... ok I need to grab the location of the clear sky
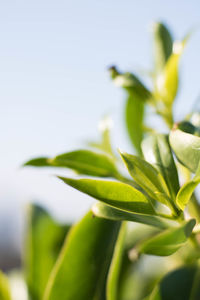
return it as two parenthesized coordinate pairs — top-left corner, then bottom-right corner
(1, 0), (200, 248)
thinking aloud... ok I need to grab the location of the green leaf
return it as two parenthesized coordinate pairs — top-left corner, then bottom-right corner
(169, 127), (200, 173)
(153, 22), (173, 73)
(125, 94), (144, 155)
(52, 150), (118, 177)
(24, 157), (51, 167)
(176, 163), (200, 210)
(25, 150), (118, 178)
(0, 271), (11, 300)
(142, 134), (179, 200)
(138, 219), (195, 256)
(106, 222), (127, 300)
(25, 204), (70, 300)
(92, 202), (168, 229)
(59, 177), (155, 215)
(120, 152), (170, 206)
(149, 265), (200, 300)
(44, 210), (120, 300)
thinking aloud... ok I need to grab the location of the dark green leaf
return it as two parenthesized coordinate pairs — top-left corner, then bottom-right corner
(149, 265), (200, 300)
(153, 22), (173, 73)
(106, 222), (127, 300)
(25, 204), (70, 300)
(44, 210), (120, 300)
(92, 202), (168, 229)
(0, 271), (11, 300)
(139, 219), (195, 256)
(120, 152), (170, 206)
(142, 134), (179, 200)
(169, 127), (200, 173)
(59, 177), (155, 215)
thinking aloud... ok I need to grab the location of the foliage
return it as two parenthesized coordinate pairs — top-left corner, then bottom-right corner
(2, 21), (200, 300)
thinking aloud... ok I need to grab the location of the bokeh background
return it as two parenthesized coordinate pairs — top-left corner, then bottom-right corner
(1, 0), (200, 269)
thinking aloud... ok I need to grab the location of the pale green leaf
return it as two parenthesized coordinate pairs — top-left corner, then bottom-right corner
(92, 202), (168, 229)
(176, 163), (200, 210)
(169, 127), (200, 173)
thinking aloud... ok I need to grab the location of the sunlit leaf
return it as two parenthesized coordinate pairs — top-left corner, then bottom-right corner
(142, 134), (179, 200)
(44, 210), (120, 300)
(149, 265), (200, 300)
(169, 126), (200, 173)
(176, 163), (200, 210)
(153, 22), (173, 73)
(59, 177), (155, 215)
(25, 204), (70, 300)
(120, 152), (170, 205)
(107, 222), (127, 300)
(25, 149), (119, 178)
(138, 219), (195, 256)
(0, 271), (11, 300)
(92, 202), (168, 229)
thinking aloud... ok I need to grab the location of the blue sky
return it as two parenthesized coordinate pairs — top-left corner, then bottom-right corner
(1, 0), (200, 246)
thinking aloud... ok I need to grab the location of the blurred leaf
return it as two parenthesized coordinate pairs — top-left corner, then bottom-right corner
(25, 150), (119, 178)
(176, 163), (200, 210)
(59, 177), (155, 215)
(149, 265), (200, 300)
(109, 66), (151, 99)
(25, 204), (70, 300)
(125, 94), (144, 155)
(109, 66), (152, 154)
(0, 271), (11, 300)
(138, 219), (195, 256)
(107, 222), (127, 300)
(169, 126), (200, 173)
(155, 38), (185, 106)
(89, 116), (114, 156)
(24, 157), (51, 167)
(44, 210), (120, 300)
(120, 152), (170, 206)
(152, 22), (173, 73)
(142, 134), (179, 200)
(92, 202), (168, 229)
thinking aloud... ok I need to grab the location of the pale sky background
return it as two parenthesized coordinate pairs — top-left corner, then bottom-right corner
(1, 0), (200, 249)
